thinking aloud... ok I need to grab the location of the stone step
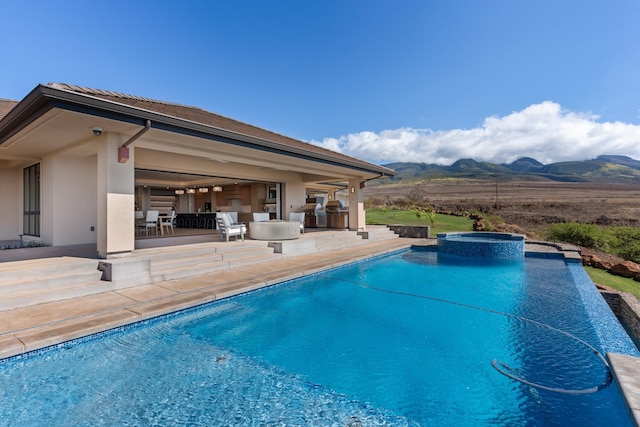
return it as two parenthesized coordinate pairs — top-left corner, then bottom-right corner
(150, 259), (232, 283)
(227, 252), (282, 268)
(0, 270), (103, 294)
(0, 280), (108, 311)
(150, 253), (224, 271)
(149, 245), (277, 282)
(358, 226), (401, 241)
(0, 257), (100, 283)
(315, 236), (367, 250)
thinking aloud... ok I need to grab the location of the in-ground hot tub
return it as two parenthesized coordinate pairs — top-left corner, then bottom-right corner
(437, 232), (525, 259)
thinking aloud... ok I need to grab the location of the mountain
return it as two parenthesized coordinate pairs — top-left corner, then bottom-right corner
(379, 155), (640, 184)
(596, 155), (640, 171)
(507, 157), (544, 173)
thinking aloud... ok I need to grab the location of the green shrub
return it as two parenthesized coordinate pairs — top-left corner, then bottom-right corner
(547, 223), (640, 263)
(609, 227), (640, 263)
(546, 222), (612, 251)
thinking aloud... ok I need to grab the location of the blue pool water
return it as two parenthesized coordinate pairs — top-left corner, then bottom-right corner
(1, 248), (638, 426)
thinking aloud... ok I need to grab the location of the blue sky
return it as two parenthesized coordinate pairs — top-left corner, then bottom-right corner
(2, 0), (640, 165)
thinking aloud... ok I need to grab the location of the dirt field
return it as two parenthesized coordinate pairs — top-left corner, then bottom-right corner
(364, 180), (640, 235)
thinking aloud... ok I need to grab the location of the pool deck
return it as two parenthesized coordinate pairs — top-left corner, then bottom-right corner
(1, 235), (639, 425)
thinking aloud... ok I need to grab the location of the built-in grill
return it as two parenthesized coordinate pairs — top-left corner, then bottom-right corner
(326, 200), (349, 229)
(302, 202), (319, 228)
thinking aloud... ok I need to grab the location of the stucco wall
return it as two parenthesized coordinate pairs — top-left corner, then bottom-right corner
(43, 155), (98, 246)
(282, 181), (305, 219)
(0, 168), (20, 241)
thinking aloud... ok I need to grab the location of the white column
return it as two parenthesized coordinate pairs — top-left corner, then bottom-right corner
(97, 133), (135, 258)
(348, 178), (365, 231)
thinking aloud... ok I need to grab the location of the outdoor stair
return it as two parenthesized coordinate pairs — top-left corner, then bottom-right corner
(0, 257), (104, 311)
(269, 226), (399, 256)
(132, 241), (281, 283)
(358, 225), (401, 241)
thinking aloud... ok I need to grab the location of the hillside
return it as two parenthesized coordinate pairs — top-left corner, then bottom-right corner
(379, 155), (640, 185)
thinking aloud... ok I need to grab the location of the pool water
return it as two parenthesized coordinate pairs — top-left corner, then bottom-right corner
(0, 249), (637, 426)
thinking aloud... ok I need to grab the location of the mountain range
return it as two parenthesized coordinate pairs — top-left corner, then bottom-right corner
(380, 155), (640, 184)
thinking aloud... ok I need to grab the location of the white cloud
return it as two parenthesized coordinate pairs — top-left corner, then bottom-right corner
(310, 101), (640, 165)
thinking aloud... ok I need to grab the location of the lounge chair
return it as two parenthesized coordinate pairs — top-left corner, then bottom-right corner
(216, 212), (246, 241)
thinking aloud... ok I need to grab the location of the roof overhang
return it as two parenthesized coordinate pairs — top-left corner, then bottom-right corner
(0, 84), (395, 181)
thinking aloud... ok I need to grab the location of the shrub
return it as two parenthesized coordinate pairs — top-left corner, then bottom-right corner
(547, 222), (612, 251)
(609, 227), (640, 263)
(0, 241), (48, 250)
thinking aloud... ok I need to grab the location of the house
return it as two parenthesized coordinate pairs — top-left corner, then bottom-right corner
(0, 83), (394, 257)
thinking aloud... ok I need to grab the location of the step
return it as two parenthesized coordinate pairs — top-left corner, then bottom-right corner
(358, 227), (401, 241)
(0, 270), (103, 294)
(150, 259), (232, 282)
(0, 280), (109, 311)
(150, 252), (224, 271)
(218, 246), (275, 261)
(149, 244), (277, 280)
(227, 252), (283, 268)
(148, 245), (273, 271)
(0, 257), (100, 283)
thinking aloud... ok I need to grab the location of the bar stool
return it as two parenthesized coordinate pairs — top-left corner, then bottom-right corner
(177, 217), (185, 228)
(205, 217), (215, 229)
(199, 217), (207, 229)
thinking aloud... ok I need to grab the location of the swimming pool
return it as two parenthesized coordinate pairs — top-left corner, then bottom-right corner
(1, 248), (637, 425)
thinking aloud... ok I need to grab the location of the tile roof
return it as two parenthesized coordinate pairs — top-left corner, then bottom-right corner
(0, 99), (18, 121)
(46, 83), (393, 175)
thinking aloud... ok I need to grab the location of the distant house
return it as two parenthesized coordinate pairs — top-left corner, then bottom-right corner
(0, 83), (394, 257)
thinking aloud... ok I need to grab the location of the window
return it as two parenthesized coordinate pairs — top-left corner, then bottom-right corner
(23, 163), (40, 236)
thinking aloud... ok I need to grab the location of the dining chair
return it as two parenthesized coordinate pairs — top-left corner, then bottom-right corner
(161, 211), (175, 235)
(135, 211), (145, 236)
(141, 210), (159, 236)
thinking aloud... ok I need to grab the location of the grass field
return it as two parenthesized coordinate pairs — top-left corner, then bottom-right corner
(585, 266), (640, 300)
(366, 208), (473, 234)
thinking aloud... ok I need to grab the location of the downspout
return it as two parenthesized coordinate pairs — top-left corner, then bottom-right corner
(118, 119), (151, 163)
